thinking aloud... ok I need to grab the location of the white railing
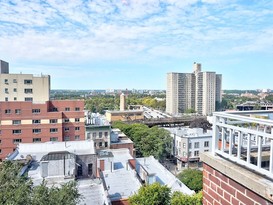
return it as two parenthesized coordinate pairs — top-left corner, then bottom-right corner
(212, 110), (273, 179)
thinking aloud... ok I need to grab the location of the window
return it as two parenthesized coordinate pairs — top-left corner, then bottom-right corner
(105, 142), (108, 147)
(75, 127), (80, 131)
(0, 149), (1, 154)
(104, 132), (108, 137)
(99, 132), (102, 138)
(92, 133), (96, 138)
(64, 118), (69, 123)
(5, 88), (8, 93)
(14, 97), (17, 101)
(0, 139), (2, 144)
(25, 97), (33, 102)
(4, 79), (8, 84)
(194, 142), (199, 148)
(24, 79), (32, 84)
(13, 88), (17, 92)
(33, 138), (41, 143)
(24, 88), (33, 94)
(33, 129), (41, 134)
(32, 109), (40, 114)
(15, 109), (21, 114)
(5, 109), (11, 114)
(75, 135), (80, 140)
(64, 127), (70, 132)
(50, 137), (58, 142)
(189, 143), (192, 149)
(75, 107), (80, 111)
(13, 130), (21, 134)
(204, 141), (209, 147)
(50, 119), (57, 124)
(64, 136), (70, 141)
(75, 118), (80, 122)
(194, 151), (199, 157)
(13, 139), (22, 144)
(32, 119), (41, 124)
(5, 97), (8, 101)
(65, 107), (70, 111)
(204, 149), (209, 152)
(13, 79), (17, 83)
(50, 128), (58, 133)
(52, 107), (58, 112)
(183, 143), (186, 148)
(99, 142), (102, 147)
(183, 152), (187, 157)
(12, 120), (21, 125)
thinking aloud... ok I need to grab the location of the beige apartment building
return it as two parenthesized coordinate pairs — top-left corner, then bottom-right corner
(166, 62), (222, 116)
(0, 60), (50, 102)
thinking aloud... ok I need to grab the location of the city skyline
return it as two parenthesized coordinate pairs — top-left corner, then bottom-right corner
(1, 0), (273, 90)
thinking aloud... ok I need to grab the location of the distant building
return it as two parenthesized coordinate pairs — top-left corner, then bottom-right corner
(165, 127), (212, 169)
(0, 60), (50, 102)
(166, 62), (222, 116)
(105, 110), (144, 122)
(120, 93), (126, 111)
(0, 100), (85, 161)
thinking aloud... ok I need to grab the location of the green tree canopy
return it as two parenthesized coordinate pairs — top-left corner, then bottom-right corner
(0, 161), (81, 205)
(177, 169), (203, 193)
(171, 191), (203, 205)
(129, 183), (171, 205)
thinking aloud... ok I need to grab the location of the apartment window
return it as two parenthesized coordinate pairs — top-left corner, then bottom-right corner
(25, 97), (33, 102)
(13, 139), (22, 144)
(204, 141), (209, 147)
(15, 109), (21, 114)
(12, 120), (21, 125)
(0, 139), (2, 144)
(50, 128), (58, 133)
(64, 127), (70, 132)
(50, 137), (58, 142)
(52, 107), (58, 112)
(99, 132), (102, 138)
(24, 79), (32, 84)
(24, 88), (33, 94)
(194, 151), (199, 157)
(4, 79), (8, 84)
(14, 97), (17, 101)
(33, 138), (41, 143)
(75, 127), (80, 131)
(50, 119), (57, 124)
(32, 109), (40, 114)
(5, 109), (11, 114)
(0, 149), (2, 154)
(194, 142), (199, 149)
(105, 142), (108, 147)
(13, 79), (17, 83)
(64, 118), (69, 123)
(189, 143), (192, 149)
(188, 151), (192, 157)
(104, 132), (108, 137)
(5, 97), (8, 101)
(5, 88), (8, 93)
(33, 129), (41, 134)
(92, 133), (96, 138)
(99, 142), (102, 147)
(32, 119), (41, 124)
(64, 136), (70, 141)
(75, 107), (80, 111)
(13, 130), (21, 134)
(75, 135), (80, 140)
(65, 107), (70, 111)
(183, 143), (186, 148)
(13, 88), (17, 92)
(75, 118), (80, 122)
(204, 149), (209, 152)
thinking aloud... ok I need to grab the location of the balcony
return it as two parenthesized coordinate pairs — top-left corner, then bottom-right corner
(211, 110), (273, 179)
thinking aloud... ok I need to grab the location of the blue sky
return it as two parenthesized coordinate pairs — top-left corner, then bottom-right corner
(0, 0), (273, 90)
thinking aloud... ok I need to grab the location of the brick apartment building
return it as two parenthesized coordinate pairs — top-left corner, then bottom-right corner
(0, 100), (85, 160)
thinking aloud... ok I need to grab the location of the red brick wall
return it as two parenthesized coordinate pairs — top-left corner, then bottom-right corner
(203, 163), (272, 205)
(110, 143), (134, 156)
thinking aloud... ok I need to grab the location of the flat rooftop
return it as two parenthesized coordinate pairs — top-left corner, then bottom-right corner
(8, 140), (95, 161)
(136, 156), (194, 195)
(102, 149), (142, 201)
(165, 127), (212, 138)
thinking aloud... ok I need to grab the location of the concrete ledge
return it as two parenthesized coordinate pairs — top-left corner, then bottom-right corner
(200, 152), (273, 202)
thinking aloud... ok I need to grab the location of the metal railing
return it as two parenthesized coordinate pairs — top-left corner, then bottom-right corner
(212, 110), (273, 179)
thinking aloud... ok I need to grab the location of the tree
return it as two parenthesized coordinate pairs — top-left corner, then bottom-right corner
(129, 183), (171, 205)
(189, 118), (212, 131)
(171, 191), (203, 205)
(177, 169), (203, 192)
(0, 161), (81, 205)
